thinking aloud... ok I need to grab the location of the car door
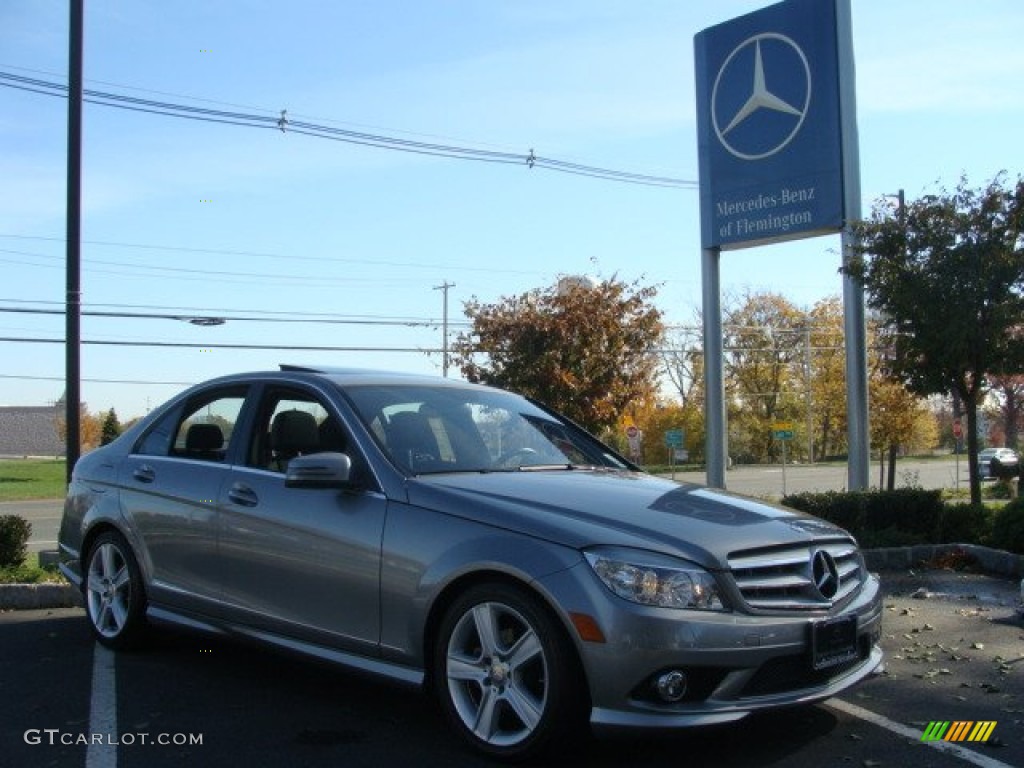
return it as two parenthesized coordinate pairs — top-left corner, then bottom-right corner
(119, 384), (249, 613)
(217, 384), (387, 655)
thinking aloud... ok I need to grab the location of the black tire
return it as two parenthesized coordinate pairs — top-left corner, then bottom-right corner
(432, 582), (587, 761)
(83, 530), (148, 650)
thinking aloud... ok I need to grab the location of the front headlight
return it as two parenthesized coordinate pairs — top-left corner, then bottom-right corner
(584, 547), (727, 611)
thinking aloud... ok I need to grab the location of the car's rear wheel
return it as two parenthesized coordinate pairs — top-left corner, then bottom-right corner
(85, 530), (147, 649)
(433, 582), (587, 760)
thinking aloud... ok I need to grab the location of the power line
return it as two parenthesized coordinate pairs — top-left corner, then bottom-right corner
(0, 234), (548, 278)
(0, 305), (468, 328)
(0, 296), (464, 326)
(0, 373), (194, 386)
(0, 69), (699, 190)
(0, 336), (443, 353)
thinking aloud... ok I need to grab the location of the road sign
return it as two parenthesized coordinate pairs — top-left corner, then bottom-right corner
(772, 421), (795, 440)
(694, 0), (846, 250)
(952, 418), (963, 439)
(626, 425), (639, 439)
(664, 429), (685, 447)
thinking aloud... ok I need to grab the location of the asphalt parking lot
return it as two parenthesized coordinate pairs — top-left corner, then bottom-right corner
(2, 566), (1020, 768)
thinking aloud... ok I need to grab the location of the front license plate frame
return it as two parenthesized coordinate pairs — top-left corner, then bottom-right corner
(811, 614), (858, 671)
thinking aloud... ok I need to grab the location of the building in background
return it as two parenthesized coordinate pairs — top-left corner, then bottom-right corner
(0, 405), (64, 457)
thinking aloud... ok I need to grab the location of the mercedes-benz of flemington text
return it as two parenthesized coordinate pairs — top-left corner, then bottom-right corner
(59, 366), (884, 760)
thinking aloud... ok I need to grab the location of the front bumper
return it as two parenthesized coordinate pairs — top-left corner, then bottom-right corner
(539, 566), (884, 731)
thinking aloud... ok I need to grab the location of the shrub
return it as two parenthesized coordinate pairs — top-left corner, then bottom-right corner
(782, 488), (944, 543)
(858, 526), (927, 549)
(782, 490), (865, 536)
(989, 497), (1024, 554)
(936, 503), (992, 545)
(863, 489), (943, 538)
(0, 515), (32, 568)
(984, 481), (1015, 500)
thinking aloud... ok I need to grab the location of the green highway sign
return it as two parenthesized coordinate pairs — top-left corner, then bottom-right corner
(664, 428), (685, 447)
(772, 421), (795, 441)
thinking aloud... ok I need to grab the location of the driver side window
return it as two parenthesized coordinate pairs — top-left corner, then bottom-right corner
(247, 389), (348, 473)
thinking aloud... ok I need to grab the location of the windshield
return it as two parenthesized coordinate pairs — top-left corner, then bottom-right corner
(340, 383), (627, 475)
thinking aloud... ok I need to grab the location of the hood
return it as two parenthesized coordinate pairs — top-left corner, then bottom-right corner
(405, 470), (853, 570)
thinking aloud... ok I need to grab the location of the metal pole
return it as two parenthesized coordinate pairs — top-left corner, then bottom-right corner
(65, 0), (84, 486)
(434, 281), (454, 377)
(702, 246), (726, 488)
(837, 0), (869, 490)
(781, 438), (787, 496)
(805, 324), (813, 463)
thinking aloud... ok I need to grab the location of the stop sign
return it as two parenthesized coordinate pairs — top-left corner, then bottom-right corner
(626, 425), (639, 439)
(952, 418), (963, 439)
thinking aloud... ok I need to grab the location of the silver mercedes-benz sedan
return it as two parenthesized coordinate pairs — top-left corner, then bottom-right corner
(59, 366), (883, 760)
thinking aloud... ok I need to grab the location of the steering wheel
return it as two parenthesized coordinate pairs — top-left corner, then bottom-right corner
(495, 447), (538, 469)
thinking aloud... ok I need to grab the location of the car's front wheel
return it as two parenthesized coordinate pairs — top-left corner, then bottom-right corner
(84, 530), (147, 649)
(433, 582), (587, 760)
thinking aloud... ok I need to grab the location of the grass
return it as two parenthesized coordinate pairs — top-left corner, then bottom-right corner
(0, 552), (67, 584)
(0, 459), (66, 501)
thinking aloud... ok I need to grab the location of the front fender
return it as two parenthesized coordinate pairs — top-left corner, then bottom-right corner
(378, 501), (582, 666)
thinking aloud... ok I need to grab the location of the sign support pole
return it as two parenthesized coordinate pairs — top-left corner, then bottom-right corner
(836, 0), (869, 490)
(702, 245), (726, 488)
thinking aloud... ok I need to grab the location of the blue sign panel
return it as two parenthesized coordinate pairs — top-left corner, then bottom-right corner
(695, 0), (845, 250)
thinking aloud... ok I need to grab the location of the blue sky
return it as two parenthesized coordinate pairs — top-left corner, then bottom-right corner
(2, 1), (1022, 419)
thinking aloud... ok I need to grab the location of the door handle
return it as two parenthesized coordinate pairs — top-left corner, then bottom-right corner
(133, 465), (156, 483)
(228, 483), (259, 508)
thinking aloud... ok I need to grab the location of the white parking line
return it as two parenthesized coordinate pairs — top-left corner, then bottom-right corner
(86, 643), (117, 768)
(826, 698), (1015, 768)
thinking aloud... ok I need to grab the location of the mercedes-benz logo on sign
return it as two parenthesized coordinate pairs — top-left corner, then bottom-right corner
(711, 33), (811, 160)
(811, 549), (840, 600)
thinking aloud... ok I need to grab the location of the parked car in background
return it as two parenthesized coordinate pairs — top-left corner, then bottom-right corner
(59, 366), (884, 760)
(977, 447), (1019, 480)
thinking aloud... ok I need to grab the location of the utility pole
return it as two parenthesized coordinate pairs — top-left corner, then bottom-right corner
(66, 0), (84, 486)
(434, 281), (455, 377)
(805, 324), (813, 463)
(886, 189), (905, 490)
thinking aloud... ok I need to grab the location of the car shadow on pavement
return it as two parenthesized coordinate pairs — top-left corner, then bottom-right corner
(120, 624), (844, 768)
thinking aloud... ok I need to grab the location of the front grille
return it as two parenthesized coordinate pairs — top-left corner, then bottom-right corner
(728, 539), (865, 611)
(740, 640), (868, 698)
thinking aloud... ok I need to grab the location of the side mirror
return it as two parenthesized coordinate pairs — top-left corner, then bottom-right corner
(285, 452), (354, 489)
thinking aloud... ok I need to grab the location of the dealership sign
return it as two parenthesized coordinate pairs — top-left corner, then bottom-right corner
(695, 0), (846, 250)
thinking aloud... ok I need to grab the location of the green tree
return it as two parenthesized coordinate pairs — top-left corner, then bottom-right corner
(452, 277), (664, 434)
(807, 296), (849, 461)
(722, 291), (807, 463)
(100, 408), (122, 446)
(848, 175), (1024, 503)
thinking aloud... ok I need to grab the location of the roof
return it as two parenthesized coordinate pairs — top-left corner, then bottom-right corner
(0, 406), (65, 457)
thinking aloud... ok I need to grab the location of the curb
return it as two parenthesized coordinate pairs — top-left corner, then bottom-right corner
(3, 544), (1022, 611)
(0, 582), (81, 610)
(863, 542), (1024, 578)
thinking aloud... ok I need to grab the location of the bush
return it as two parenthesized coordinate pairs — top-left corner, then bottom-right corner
(0, 515), (32, 568)
(936, 503), (992, 545)
(781, 490), (1019, 553)
(984, 480), (1015, 500)
(989, 497), (1024, 554)
(782, 490), (866, 535)
(863, 489), (943, 538)
(782, 488), (944, 544)
(858, 526), (926, 549)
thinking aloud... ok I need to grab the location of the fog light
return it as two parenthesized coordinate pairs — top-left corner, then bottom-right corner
(655, 670), (687, 702)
